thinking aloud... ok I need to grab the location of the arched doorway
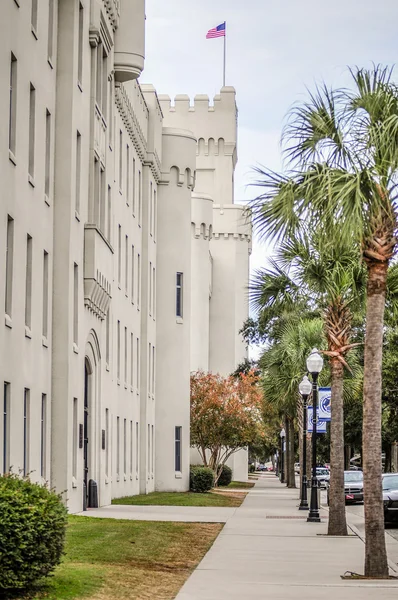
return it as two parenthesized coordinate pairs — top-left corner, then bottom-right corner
(83, 358), (92, 510)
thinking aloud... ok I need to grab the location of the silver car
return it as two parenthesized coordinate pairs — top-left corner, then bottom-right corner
(383, 473), (398, 524)
(326, 470), (363, 504)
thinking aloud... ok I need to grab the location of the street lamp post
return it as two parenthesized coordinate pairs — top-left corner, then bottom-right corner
(280, 428), (286, 483)
(298, 375), (312, 510)
(306, 348), (324, 523)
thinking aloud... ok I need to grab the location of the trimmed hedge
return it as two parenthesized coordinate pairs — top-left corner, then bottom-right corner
(217, 464), (233, 487)
(0, 473), (68, 591)
(190, 466), (215, 493)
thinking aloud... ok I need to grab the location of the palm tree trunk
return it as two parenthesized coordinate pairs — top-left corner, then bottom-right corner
(363, 261), (388, 577)
(286, 417), (296, 488)
(328, 358), (347, 536)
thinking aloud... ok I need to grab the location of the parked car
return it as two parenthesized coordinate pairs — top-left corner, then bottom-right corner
(327, 470), (363, 505)
(383, 473), (398, 524)
(257, 464), (268, 472)
(316, 467), (330, 488)
(294, 462), (300, 474)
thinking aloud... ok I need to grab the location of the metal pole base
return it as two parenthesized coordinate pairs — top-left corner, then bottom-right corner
(298, 475), (308, 510)
(307, 478), (321, 522)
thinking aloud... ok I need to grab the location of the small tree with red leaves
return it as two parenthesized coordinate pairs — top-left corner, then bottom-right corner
(190, 370), (263, 485)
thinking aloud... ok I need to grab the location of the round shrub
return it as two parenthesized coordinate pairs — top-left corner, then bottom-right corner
(190, 466), (215, 493)
(249, 464), (255, 473)
(0, 473), (68, 591)
(217, 464), (233, 487)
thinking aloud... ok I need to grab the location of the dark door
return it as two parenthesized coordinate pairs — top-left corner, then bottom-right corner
(83, 362), (89, 509)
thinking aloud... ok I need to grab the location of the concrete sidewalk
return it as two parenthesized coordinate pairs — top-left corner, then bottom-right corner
(175, 474), (398, 599)
(76, 503), (236, 523)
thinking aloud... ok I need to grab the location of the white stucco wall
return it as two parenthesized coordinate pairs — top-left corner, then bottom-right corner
(155, 128), (196, 492)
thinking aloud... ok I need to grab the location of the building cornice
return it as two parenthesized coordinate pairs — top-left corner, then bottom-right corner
(115, 83), (148, 162)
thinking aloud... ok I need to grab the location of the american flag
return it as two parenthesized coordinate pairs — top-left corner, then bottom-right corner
(206, 22), (226, 39)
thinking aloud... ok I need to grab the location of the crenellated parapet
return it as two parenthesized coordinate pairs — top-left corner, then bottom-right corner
(191, 192), (213, 239)
(211, 204), (252, 253)
(158, 87), (237, 154)
(159, 128), (196, 189)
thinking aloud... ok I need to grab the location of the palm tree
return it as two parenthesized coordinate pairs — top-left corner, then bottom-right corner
(259, 312), (325, 488)
(251, 65), (398, 576)
(252, 231), (365, 536)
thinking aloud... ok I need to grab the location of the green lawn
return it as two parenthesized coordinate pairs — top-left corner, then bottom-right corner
(218, 481), (255, 489)
(112, 490), (244, 507)
(13, 516), (222, 600)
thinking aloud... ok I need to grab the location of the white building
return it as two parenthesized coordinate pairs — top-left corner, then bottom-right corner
(0, 0), (251, 512)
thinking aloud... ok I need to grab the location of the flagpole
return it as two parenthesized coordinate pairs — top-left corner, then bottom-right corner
(223, 22), (226, 87)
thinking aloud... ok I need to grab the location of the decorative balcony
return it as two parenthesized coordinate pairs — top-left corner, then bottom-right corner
(84, 225), (113, 320)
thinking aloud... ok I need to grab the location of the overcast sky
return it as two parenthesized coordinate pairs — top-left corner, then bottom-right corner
(142, 0), (398, 289)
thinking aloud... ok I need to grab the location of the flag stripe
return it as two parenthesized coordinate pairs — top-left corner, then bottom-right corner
(206, 22), (226, 39)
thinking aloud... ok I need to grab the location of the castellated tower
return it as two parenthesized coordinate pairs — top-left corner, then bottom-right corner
(155, 128), (196, 492)
(158, 88), (252, 377)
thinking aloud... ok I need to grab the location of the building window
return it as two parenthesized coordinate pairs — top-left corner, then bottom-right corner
(118, 225), (121, 286)
(105, 408), (109, 477)
(130, 333), (134, 388)
(23, 389), (30, 476)
(119, 130), (123, 191)
(131, 245), (135, 304)
(5, 216), (14, 318)
(138, 170), (142, 226)
(105, 308), (110, 366)
(100, 167), (105, 233)
(73, 264), (78, 345)
(117, 320), (121, 381)
(123, 418), (127, 475)
(72, 398), (78, 478)
(152, 267), (156, 320)
(136, 337), (140, 390)
(132, 158), (136, 215)
(116, 416), (120, 476)
(135, 422), (139, 474)
(130, 420), (133, 476)
(31, 0), (38, 35)
(93, 156), (100, 224)
(149, 182), (153, 236)
(28, 84), (36, 179)
(45, 110), (51, 198)
(25, 235), (32, 329)
(149, 262), (152, 316)
(176, 273), (183, 318)
(137, 254), (141, 308)
(42, 251), (49, 338)
(3, 383), (10, 474)
(107, 185), (112, 241)
(147, 424), (150, 474)
(77, 2), (84, 87)
(151, 424), (154, 474)
(148, 343), (151, 393)
(153, 190), (157, 241)
(124, 326), (127, 384)
(41, 394), (47, 478)
(152, 345), (155, 395)
(9, 54), (17, 156)
(175, 426), (182, 472)
(126, 145), (130, 205)
(125, 235), (128, 295)
(75, 131), (81, 213)
(47, 0), (55, 62)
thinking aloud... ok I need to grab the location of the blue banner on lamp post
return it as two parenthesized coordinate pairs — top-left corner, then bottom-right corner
(307, 407), (327, 433)
(318, 387), (331, 421)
